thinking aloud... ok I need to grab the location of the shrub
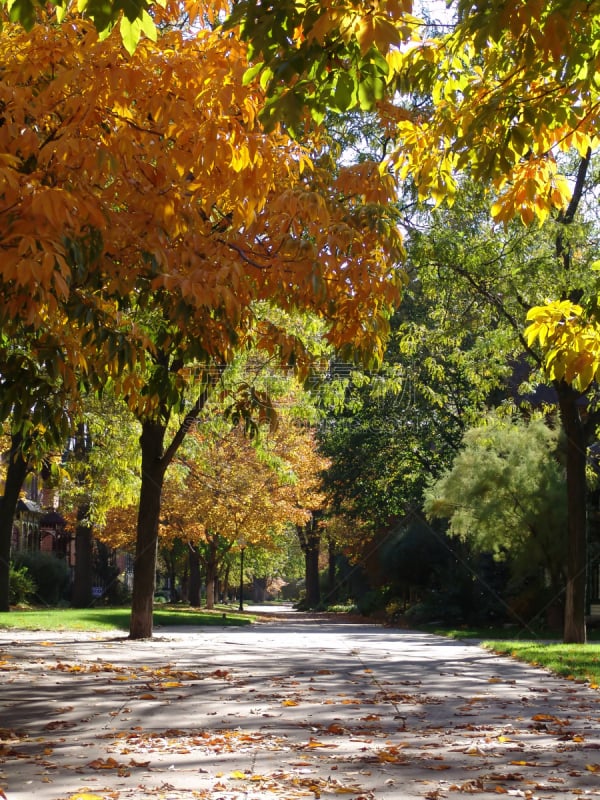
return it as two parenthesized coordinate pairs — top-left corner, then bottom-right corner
(9, 562), (37, 605)
(13, 551), (70, 605)
(356, 585), (394, 616)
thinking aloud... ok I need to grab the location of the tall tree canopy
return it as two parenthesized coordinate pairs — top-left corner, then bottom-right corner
(0, 7), (403, 634)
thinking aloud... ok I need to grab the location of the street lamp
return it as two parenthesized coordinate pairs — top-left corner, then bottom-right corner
(238, 537), (247, 612)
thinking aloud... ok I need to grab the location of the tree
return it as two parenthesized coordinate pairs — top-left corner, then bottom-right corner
(160, 423), (302, 608)
(0, 326), (84, 610)
(227, 1), (599, 218)
(58, 393), (141, 607)
(424, 414), (568, 620)
(232, 0), (600, 640)
(0, 9), (403, 637)
(15, 0), (599, 225)
(412, 167), (600, 643)
(159, 380), (327, 608)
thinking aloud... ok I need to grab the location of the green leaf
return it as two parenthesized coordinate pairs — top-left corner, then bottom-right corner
(243, 62), (265, 86)
(7, 0), (37, 30)
(119, 0), (146, 23)
(120, 15), (141, 55)
(55, 1), (68, 23)
(139, 8), (156, 42)
(333, 71), (356, 111)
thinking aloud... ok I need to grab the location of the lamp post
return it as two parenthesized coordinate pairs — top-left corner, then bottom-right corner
(238, 537), (247, 612)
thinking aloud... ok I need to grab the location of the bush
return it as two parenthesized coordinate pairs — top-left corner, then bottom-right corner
(13, 551), (70, 605)
(356, 585), (394, 616)
(406, 597), (464, 625)
(9, 562), (37, 605)
(384, 598), (405, 622)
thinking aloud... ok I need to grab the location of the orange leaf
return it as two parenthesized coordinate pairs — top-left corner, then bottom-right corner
(306, 738), (338, 749)
(87, 757), (120, 770)
(326, 723), (345, 734)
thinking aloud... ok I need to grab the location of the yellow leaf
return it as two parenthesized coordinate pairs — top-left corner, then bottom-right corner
(586, 764), (600, 772)
(306, 738), (337, 749)
(69, 795), (106, 800)
(282, 699), (299, 706)
(230, 770), (247, 779)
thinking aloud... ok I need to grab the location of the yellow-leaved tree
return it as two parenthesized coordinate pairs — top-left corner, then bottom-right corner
(159, 421), (311, 608)
(0, 6), (404, 632)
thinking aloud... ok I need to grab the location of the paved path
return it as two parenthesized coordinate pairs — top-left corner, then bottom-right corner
(1, 607), (600, 800)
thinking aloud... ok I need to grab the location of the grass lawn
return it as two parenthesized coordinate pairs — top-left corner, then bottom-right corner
(0, 605), (253, 632)
(418, 624), (600, 687)
(481, 639), (600, 686)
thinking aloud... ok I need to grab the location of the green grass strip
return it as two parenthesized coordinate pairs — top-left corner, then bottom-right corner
(0, 605), (253, 632)
(482, 640), (600, 687)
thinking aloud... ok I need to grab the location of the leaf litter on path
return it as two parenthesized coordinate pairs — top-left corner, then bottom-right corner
(2, 626), (600, 800)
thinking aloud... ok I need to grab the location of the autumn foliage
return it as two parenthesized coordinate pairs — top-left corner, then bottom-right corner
(0, 7), (403, 404)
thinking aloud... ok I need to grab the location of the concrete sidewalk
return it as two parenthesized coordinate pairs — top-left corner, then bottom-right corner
(1, 608), (600, 800)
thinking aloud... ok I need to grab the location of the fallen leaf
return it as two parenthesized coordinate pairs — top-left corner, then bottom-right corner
(326, 723), (345, 734)
(306, 738), (338, 749)
(68, 794), (106, 800)
(87, 757), (121, 770)
(465, 745), (487, 756)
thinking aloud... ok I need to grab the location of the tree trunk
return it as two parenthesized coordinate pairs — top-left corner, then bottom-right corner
(0, 433), (29, 612)
(327, 538), (336, 602)
(297, 515), (321, 608)
(188, 545), (201, 606)
(72, 504), (93, 608)
(558, 382), (588, 643)
(253, 576), (267, 602)
(305, 544), (321, 607)
(129, 421), (167, 639)
(222, 563), (231, 601)
(205, 540), (218, 610)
